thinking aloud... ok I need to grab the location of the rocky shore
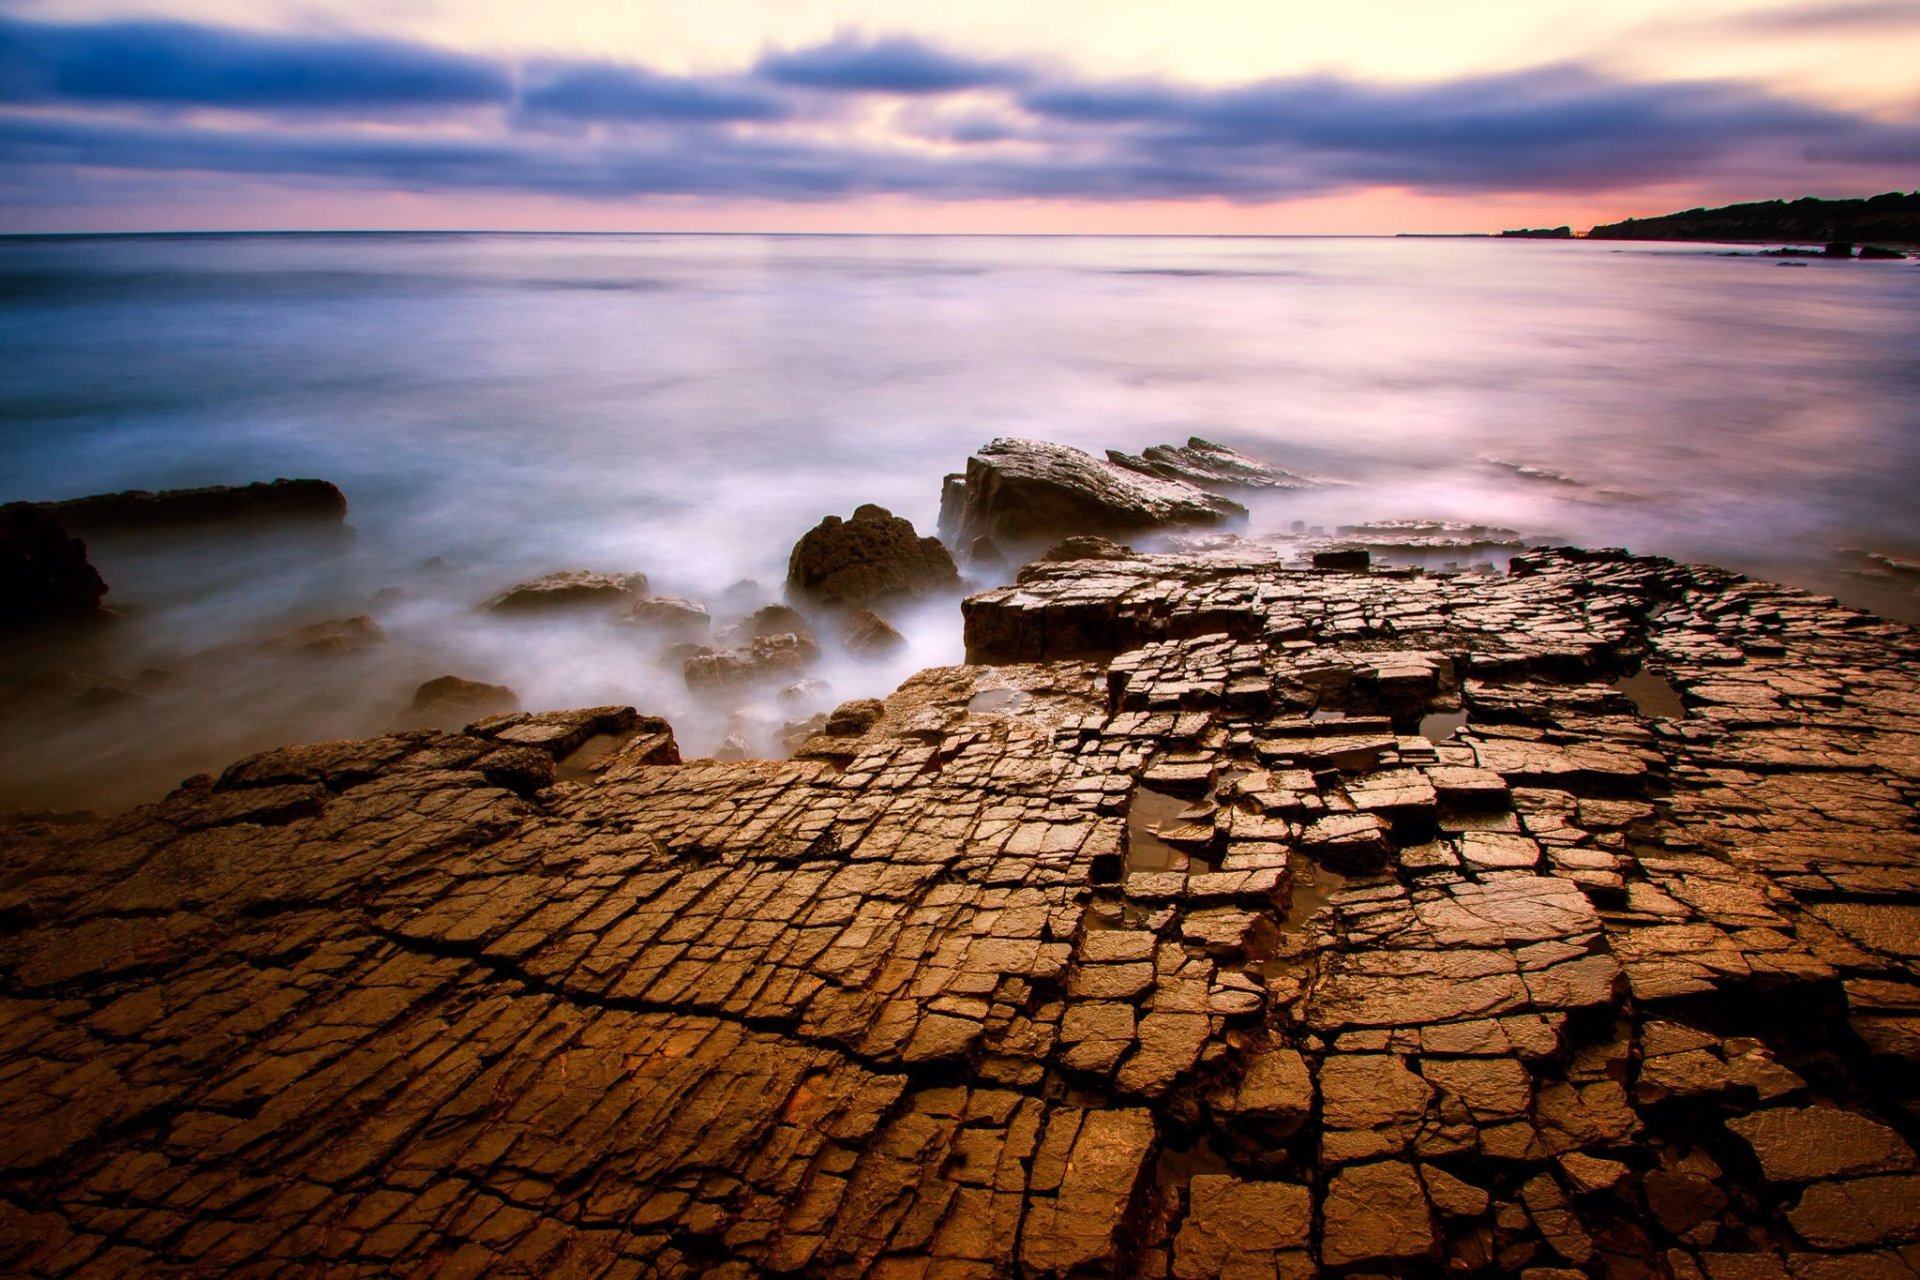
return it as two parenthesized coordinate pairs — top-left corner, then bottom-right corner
(3, 531), (1919, 1278)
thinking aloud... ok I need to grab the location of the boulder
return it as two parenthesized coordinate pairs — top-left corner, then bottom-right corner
(787, 505), (958, 606)
(42, 478), (347, 532)
(484, 570), (649, 614)
(1, 503), (108, 626)
(843, 608), (905, 655)
(746, 604), (810, 637)
(405, 676), (520, 726)
(945, 438), (1247, 545)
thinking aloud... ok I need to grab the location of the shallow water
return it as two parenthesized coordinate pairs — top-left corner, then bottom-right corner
(2, 232), (1916, 811)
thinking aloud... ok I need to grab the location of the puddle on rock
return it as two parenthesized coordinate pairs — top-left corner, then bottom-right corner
(555, 733), (625, 782)
(968, 687), (1030, 715)
(1127, 785), (1198, 872)
(1418, 708), (1469, 742)
(1280, 859), (1349, 933)
(1614, 670), (1685, 719)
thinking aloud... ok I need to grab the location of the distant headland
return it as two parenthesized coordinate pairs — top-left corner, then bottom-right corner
(1587, 191), (1920, 244)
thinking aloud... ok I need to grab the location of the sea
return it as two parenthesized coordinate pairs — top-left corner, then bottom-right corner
(3, 231), (1917, 811)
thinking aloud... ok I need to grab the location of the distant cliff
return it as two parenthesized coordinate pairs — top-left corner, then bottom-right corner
(1588, 191), (1920, 243)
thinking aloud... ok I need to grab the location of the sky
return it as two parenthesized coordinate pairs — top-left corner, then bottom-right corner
(0, 0), (1916, 233)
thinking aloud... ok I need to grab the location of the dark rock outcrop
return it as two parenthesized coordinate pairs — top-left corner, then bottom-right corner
(483, 570), (649, 614)
(945, 438), (1250, 546)
(0, 503), (108, 626)
(41, 478), (347, 532)
(787, 505), (958, 606)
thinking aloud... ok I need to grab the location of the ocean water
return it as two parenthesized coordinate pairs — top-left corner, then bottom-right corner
(3, 231), (1917, 811)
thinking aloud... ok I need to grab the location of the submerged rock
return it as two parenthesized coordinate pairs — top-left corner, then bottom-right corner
(946, 437), (1247, 546)
(0, 502), (108, 626)
(483, 570), (650, 614)
(41, 478), (347, 532)
(786, 505), (958, 606)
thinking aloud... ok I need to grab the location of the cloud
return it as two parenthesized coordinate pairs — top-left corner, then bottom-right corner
(1, 17), (1916, 213)
(0, 14), (510, 113)
(1703, 0), (1920, 34)
(519, 63), (789, 124)
(754, 34), (1028, 94)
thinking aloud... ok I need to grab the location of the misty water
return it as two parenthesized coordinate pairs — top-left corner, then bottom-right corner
(3, 231), (1917, 812)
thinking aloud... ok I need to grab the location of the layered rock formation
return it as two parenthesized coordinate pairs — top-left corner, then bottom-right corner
(2, 546), (1919, 1277)
(940, 438), (1253, 547)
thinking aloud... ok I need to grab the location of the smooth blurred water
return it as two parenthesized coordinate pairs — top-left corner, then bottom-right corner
(3, 232), (1917, 810)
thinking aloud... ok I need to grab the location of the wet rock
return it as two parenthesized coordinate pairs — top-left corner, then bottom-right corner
(40, 477), (347, 532)
(786, 504), (958, 606)
(403, 675), (519, 725)
(0, 502), (107, 625)
(948, 437), (1246, 545)
(843, 607), (906, 654)
(1313, 548), (1372, 572)
(484, 569), (649, 613)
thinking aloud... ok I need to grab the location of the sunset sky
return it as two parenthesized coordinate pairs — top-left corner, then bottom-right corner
(1, 0), (1916, 233)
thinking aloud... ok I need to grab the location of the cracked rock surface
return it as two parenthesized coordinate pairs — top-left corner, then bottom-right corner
(2, 546), (1919, 1277)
